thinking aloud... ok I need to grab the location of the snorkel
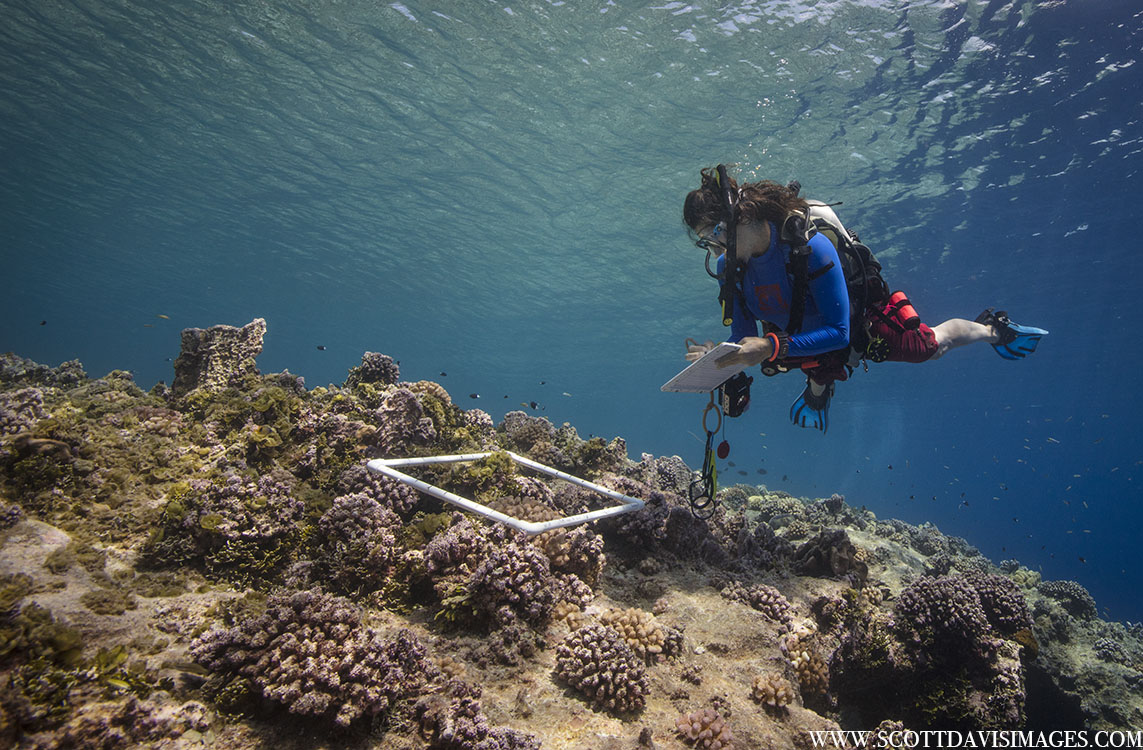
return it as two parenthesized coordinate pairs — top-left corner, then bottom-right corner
(714, 164), (739, 326)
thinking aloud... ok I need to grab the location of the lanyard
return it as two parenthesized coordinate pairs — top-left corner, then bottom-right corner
(689, 389), (726, 519)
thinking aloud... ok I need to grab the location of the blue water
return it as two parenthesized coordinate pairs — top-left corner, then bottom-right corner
(2, 0), (1141, 620)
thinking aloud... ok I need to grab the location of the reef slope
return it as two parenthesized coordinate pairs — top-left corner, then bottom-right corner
(1, 321), (1140, 748)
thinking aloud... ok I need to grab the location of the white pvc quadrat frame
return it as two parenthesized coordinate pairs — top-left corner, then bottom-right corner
(366, 451), (644, 536)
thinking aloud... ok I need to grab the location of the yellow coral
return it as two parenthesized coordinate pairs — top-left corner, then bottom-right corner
(751, 673), (796, 708)
(676, 708), (733, 749)
(599, 607), (665, 661)
(781, 630), (829, 698)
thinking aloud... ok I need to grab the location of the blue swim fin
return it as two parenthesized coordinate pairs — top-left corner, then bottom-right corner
(976, 309), (1049, 360)
(790, 381), (833, 433)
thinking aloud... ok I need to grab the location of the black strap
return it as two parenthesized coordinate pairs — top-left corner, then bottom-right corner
(786, 247), (810, 334)
(715, 165), (740, 327)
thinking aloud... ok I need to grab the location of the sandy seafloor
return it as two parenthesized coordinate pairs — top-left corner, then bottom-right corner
(1, 320), (1141, 749)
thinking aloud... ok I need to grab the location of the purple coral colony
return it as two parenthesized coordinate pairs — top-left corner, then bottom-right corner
(0, 318), (1140, 749)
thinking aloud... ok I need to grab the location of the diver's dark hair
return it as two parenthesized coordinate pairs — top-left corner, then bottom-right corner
(683, 166), (809, 233)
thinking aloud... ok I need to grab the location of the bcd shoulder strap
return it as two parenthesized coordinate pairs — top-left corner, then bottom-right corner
(782, 211), (836, 335)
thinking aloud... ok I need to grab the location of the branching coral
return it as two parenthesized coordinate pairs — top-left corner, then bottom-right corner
(55, 697), (209, 749)
(0, 387), (47, 436)
(142, 471), (308, 585)
(781, 629), (829, 700)
(555, 623), (649, 714)
(961, 570), (1033, 635)
(499, 411), (557, 457)
(629, 452), (693, 498)
(336, 463), (421, 515)
(896, 575), (999, 662)
(675, 708), (734, 749)
(191, 589), (435, 727)
(721, 581), (792, 625)
(416, 681), (541, 750)
(310, 492), (403, 596)
(1038, 579), (1098, 620)
(599, 607), (667, 662)
(424, 518), (588, 628)
(752, 673), (795, 709)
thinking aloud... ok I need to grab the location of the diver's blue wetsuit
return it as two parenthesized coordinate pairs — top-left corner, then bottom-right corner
(717, 221), (850, 357)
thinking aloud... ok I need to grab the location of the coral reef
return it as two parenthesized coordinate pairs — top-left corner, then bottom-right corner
(1, 332), (1140, 748)
(308, 491), (403, 596)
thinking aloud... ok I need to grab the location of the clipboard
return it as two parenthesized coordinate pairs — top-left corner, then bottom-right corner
(661, 342), (746, 393)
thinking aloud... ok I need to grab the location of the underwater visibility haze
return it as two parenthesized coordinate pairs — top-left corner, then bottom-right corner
(2, 0), (1142, 626)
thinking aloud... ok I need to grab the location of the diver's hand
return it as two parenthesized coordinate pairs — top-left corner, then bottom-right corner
(716, 336), (774, 368)
(684, 338), (716, 363)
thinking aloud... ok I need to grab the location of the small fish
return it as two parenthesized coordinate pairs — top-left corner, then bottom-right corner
(737, 470), (747, 476)
(781, 474), (788, 481)
(540, 380), (547, 385)
(1079, 556), (1086, 564)
(316, 345), (326, 351)
(40, 320), (46, 325)
(143, 323), (154, 328)
(562, 392), (572, 397)
(1047, 437), (1060, 444)
(157, 314), (170, 319)
(469, 393), (480, 399)
(887, 464), (893, 470)
(727, 461), (735, 467)
(440, 372), (447, 376)
(757, 468), (767, 475)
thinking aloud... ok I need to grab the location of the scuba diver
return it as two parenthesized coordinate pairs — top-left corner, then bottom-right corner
(682, 165), (1048, 433)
